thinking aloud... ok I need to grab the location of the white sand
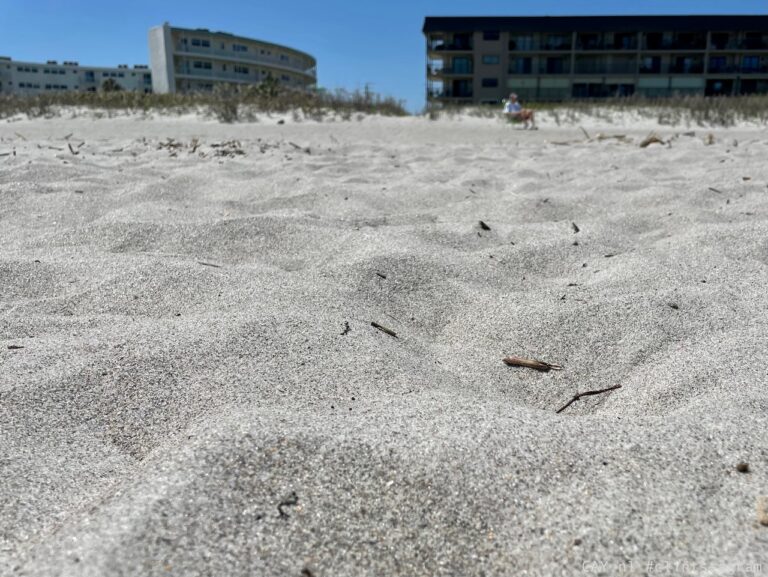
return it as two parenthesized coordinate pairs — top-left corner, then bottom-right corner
(1, 111), (767, 576)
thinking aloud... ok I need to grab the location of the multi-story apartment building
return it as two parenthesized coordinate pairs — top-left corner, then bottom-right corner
(424, 15), (768, 104)
(0, 57), (152, 95)
(148, 23), (317, 93)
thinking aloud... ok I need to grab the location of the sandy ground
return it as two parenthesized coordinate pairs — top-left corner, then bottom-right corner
(1, 111), (768, 577)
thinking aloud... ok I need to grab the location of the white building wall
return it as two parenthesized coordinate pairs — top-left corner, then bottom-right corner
(148, 23), (176, 94)
(2, 59), (152, 95)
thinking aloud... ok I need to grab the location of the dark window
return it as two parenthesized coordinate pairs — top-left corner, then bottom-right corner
(483, 31), (500, 41)
(482, 55), (500, 65)
(191, 39), (202, 47)
(482, 78), (499, 88)
(234, 65), (249, 74)
(201, 39), (210, 48)
(233, 44), (248, 52)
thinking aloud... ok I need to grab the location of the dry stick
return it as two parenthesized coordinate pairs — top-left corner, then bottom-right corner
(0, 152), (12, 158)
(556, 385), (622, 414)
(14, 132), (26, 141)
(580, 126), (591, 140)
(479, 220), (491, 231)
(708, 187), (723, 194)
(503, 356), (563, 372)
(197, 261), (222, 268)
(67, 143), (79, 156)
(371, 322), (398, 338)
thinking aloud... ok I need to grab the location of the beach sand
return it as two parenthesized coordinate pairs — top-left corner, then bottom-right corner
(1, 112), (767, 576)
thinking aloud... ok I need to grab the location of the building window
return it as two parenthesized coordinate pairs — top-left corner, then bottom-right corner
(193, 61), (212, 70)
(202, 39), (210, 47)
(234, 65), (249, 74)
(233, 44), (248, 52)
(742, 55), (760, 72)
(482, 55), (500, 65)
(483, 31), (500, 41)
(281, 74), (290, 81)
(481, 78), (499, 88)
(191, 38), (202, 47)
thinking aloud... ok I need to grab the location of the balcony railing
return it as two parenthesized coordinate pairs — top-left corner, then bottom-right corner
(428, 90), (473, 99)
(708, 65), (768, 74)
(175, 68), (258, 82)
(427, 65), (474, 75)
(431, 42), (473, 51)
(538, 64), (572, 74)
(574, 63), (637, 74)
(509, 42), (539, 51)
(669, 64), (705, 74)
(642, 41), (707, 51)
(174, 44), (316, 77)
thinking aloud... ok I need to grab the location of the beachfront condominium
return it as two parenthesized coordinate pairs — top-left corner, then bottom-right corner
(0, 57), (152, 95)
(424, 15), (768, 104)
(148, 23), (317, 94)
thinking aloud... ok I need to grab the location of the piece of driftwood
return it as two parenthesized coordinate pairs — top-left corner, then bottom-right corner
(67, 143), (79, 156)
(479, 220), (491, 231)
(556, 385), (622, 414)
(639, 134), (664, 148)
(503, 356), (563, 372)
(371, 322), (397, 338)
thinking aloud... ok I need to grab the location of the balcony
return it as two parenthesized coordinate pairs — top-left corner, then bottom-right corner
(428, 89), (473, 99)
(509, 38), (538, 51)
(174, 44), (316, 78)
(642, 40), (707, 51)
(669, 63), (705, 74)
(427, 65), (473, 76)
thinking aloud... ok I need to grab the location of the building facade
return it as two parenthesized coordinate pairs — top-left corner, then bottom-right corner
(0, 57), (152, 95)
(424, 15), (768, 104)
(148, 23), (317, 93)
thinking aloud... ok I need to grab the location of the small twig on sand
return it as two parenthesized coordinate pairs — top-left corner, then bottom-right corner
(341, 321), (351, 335)
(503, 356), (563, 372)
(376, 272), (387, 279)
(63, 133), (73, 140)
(580, 127), (591, 140)
(371, 321), (398, 338)
(197, 261), (222, 268)
(67, 143), (79, 156)
(708, 187), (723, 194)
(479, 220), (491, 231)
(14, 132), (27, 141)
(0, 151), (13, 157)
(556, 385), (622, 414)
(571, 222), (580, 233)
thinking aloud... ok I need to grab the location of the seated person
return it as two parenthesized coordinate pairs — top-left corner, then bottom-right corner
(503, 93), (536, 129)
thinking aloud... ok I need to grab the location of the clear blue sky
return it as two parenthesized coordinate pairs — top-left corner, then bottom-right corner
(2, 0), (766, 111)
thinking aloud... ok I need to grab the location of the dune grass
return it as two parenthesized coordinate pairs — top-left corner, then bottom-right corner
(428, 94), (768, 127)
(0, 81), (408, 122)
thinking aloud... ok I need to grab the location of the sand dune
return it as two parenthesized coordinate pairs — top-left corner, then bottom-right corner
(1, 112), (767, 576)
